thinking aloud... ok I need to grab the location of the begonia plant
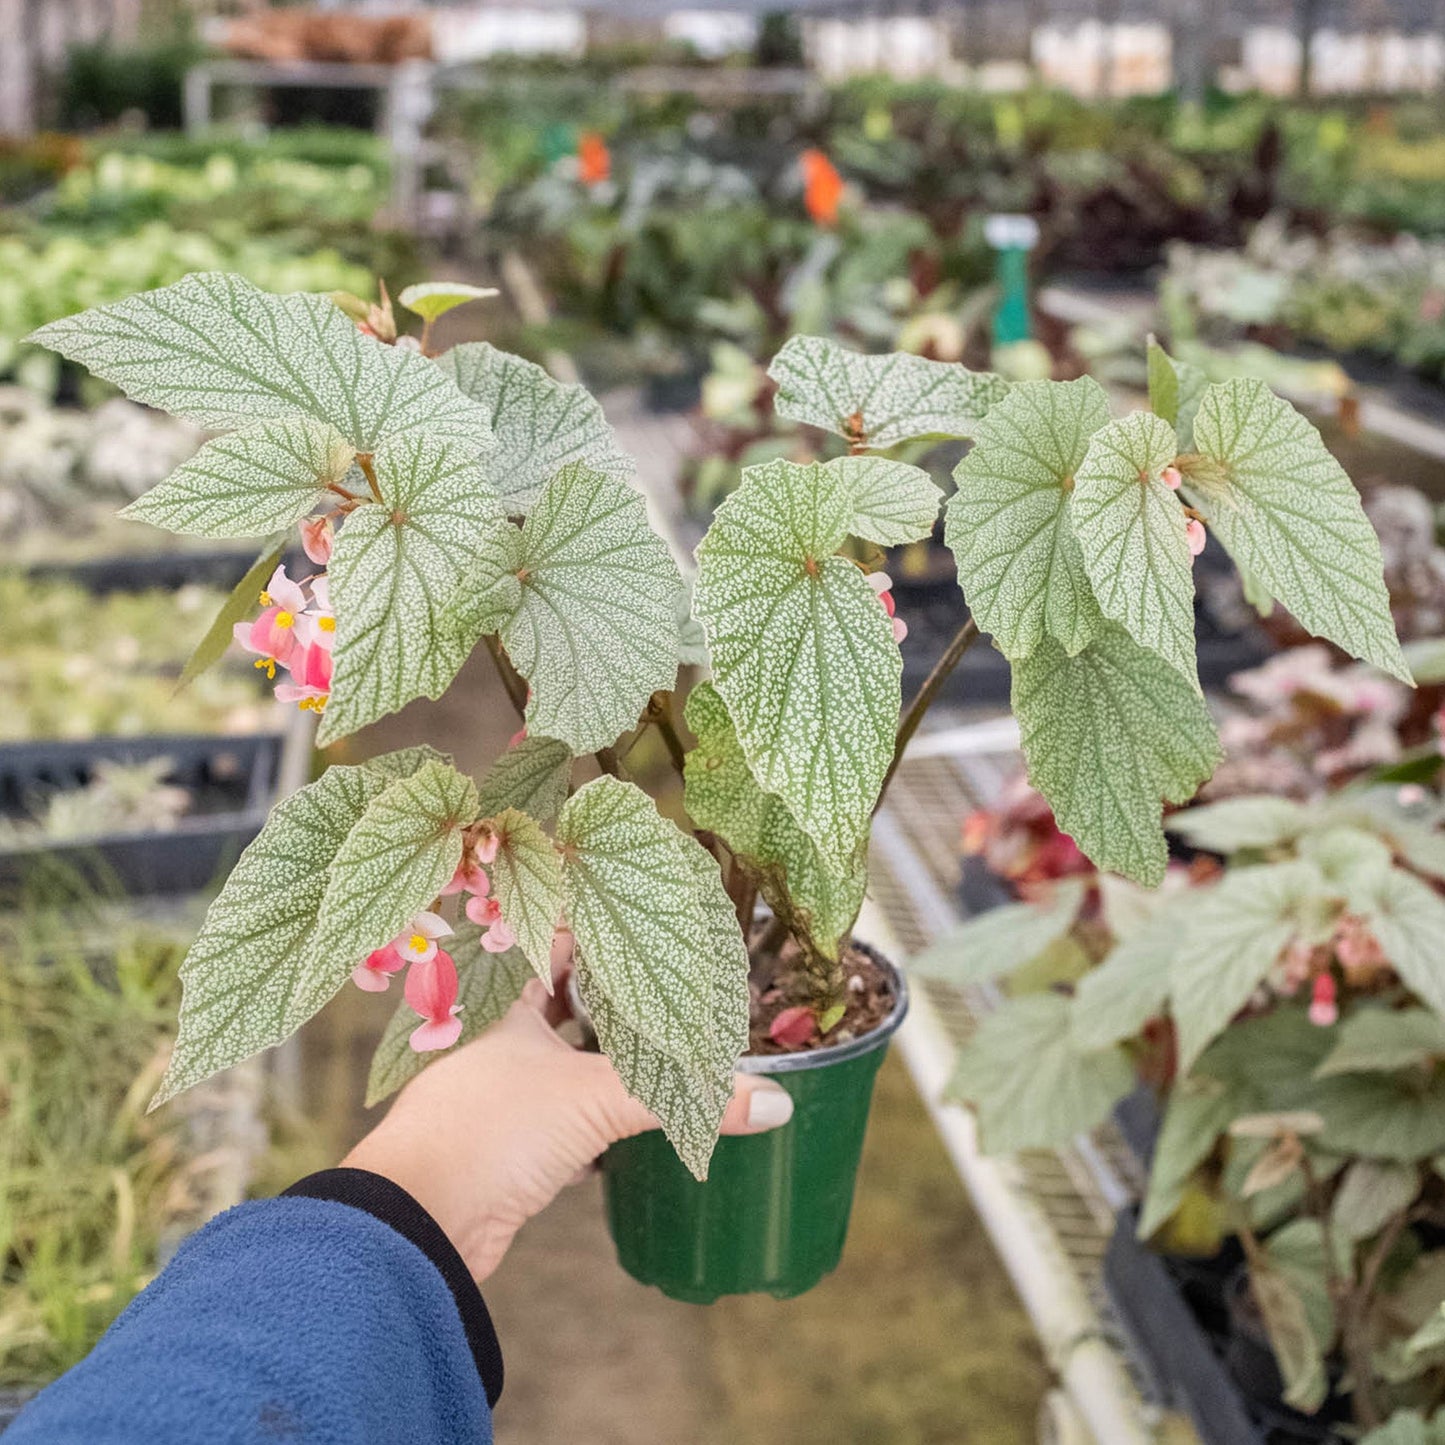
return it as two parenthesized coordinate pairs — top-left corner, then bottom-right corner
(30, 283), (1410, 1178)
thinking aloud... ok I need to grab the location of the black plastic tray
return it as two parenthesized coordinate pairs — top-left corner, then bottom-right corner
(0, 733), (282, 898)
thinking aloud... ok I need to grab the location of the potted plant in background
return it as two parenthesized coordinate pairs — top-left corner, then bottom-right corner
(28, 277), (1409, 1302)
(921, 787), (1445, 1441)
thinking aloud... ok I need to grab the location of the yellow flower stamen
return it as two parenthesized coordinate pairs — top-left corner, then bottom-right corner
(259, 590), (272, 606)
(318, 616), (336, 633)
(409, 933), (427, 954)
(275, 610), (294, 629)
(253, 657), (277, 680)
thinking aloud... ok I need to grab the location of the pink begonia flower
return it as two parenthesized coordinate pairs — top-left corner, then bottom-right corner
(273, 642), (333, 710)
(1185, 519), (1207, 558)
(475, 830), (500, 865)
(440, 858), (491, 897)
(405, 948), (463, 1052)
(866, 570), (908, 644)
(464, 894), (514, 952)
(508, 727), (528, 748)
(352, 946), (407, 993)
(1161, 465), (1182, 490)
(389, 910), (454, 967)
(479, 919), (513, 954)
(1308, 973), (1338, 1028)
(231, 565), (312, 677)
(465, 894), (501, 928)
(294, 574), (336, 652)
(300, 516), (334, 566)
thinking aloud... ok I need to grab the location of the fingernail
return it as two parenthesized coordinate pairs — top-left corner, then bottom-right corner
(746, 1082), (794, 1130)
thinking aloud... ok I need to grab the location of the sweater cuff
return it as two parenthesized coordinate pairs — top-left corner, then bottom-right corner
(283, 1167), (503, 1407)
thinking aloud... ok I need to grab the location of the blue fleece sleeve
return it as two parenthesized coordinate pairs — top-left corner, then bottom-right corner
(7, 1178), (496, 1445)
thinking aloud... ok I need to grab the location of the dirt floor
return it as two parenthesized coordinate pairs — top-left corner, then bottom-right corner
(289, 648), (1049, 1442)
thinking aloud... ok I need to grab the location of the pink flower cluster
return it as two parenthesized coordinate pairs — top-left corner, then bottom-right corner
(349, 835), (515, 1054)
(233, 533), (335, 713)
(866, 571), (908, 644)
(1162, 467), (1207, 560)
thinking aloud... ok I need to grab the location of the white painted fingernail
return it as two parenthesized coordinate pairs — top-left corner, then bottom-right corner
(746, 1083), (794, 1130)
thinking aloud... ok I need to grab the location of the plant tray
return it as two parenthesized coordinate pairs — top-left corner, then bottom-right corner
(1104, 1208), (1342, 1445)
(0, 733), (284, 898)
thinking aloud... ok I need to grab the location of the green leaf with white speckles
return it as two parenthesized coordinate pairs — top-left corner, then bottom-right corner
(1012, 623), (1222, 886)
(825, 456), (941, 546)
(475, 735), (573, 826)
(1146, 338), (1207, 449)
(365, 923), (533, 1107)
(319, 432), (510, 745)
(306, 760), (477, 987)
(559, 775), (747, 1067)
(486, 807), (563, 985)
(946, 993), (1134, 1153)
(683, 681), (864, 960)
(1170, 861), (1331, 1073)
(1189, 379), (1410, 683)
(439, 342), (634, 514)
(946, 377), (1110, 661)
(768, 335), (1007, 446)
(152, 753), (438, 1108)
(471, 463), (681, 754)
(694, 458), (900, 872)
(28, 273), (492, 451)
(120, 417), (355, 539)
(565, 783), (748, 1179)
(1072, 412), (1198, 688)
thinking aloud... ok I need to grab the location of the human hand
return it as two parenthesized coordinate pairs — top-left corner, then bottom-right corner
(342, 939), (792, 1282)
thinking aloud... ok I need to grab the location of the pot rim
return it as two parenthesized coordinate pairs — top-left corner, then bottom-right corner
(566, 937), (909, 1076)
(736, 939), (908, 1075)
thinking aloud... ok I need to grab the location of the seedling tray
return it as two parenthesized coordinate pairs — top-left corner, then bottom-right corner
(0, 733), (283, 898)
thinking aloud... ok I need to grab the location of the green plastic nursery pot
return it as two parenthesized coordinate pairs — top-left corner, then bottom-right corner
(601, 945), (908, 1304)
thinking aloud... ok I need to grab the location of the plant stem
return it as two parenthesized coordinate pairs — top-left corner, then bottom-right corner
(1345, 1206), (1413, 1430)
(877, 614), (980, 806)
(484, 635), (528, 719)
(356, 453), (382, 503)
(648, 692), (689, 777)
(593, 747), (622, 778)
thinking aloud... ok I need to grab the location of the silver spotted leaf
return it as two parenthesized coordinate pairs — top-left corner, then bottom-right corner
(569, 797), (748, 1179)
(683, 681), (865, 960)
(1011, 623), (1222, 886)
(1146, 338), (1207, 450)
(320, 432), (510, 745)
(694, 458), (900, 872)
(1189, 379), (1410, 683)
(475, 735), (573, 826)
(152, 752), (433, 1107)
(486, 807), (564, 986)
(439, 342), (634, 513)
(306, 760), (478, 985)
(1072, 412), (1198, 689)
(768, 335), (1007, 446)
(824, 455), (942, 547)
(558, 775), (748, 1069)
(120, 417), (355, 539)
(485, 463), (682, 754)
(947, 377), (1110, 661)
(29, 273), (492, 451)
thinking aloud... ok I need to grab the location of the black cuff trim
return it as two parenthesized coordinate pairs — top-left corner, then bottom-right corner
(283, 1167), (503, 1407)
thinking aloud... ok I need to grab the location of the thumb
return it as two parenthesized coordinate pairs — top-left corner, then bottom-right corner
(720, 1075), (794, 1135)
(582, 1058), (794, 1144)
